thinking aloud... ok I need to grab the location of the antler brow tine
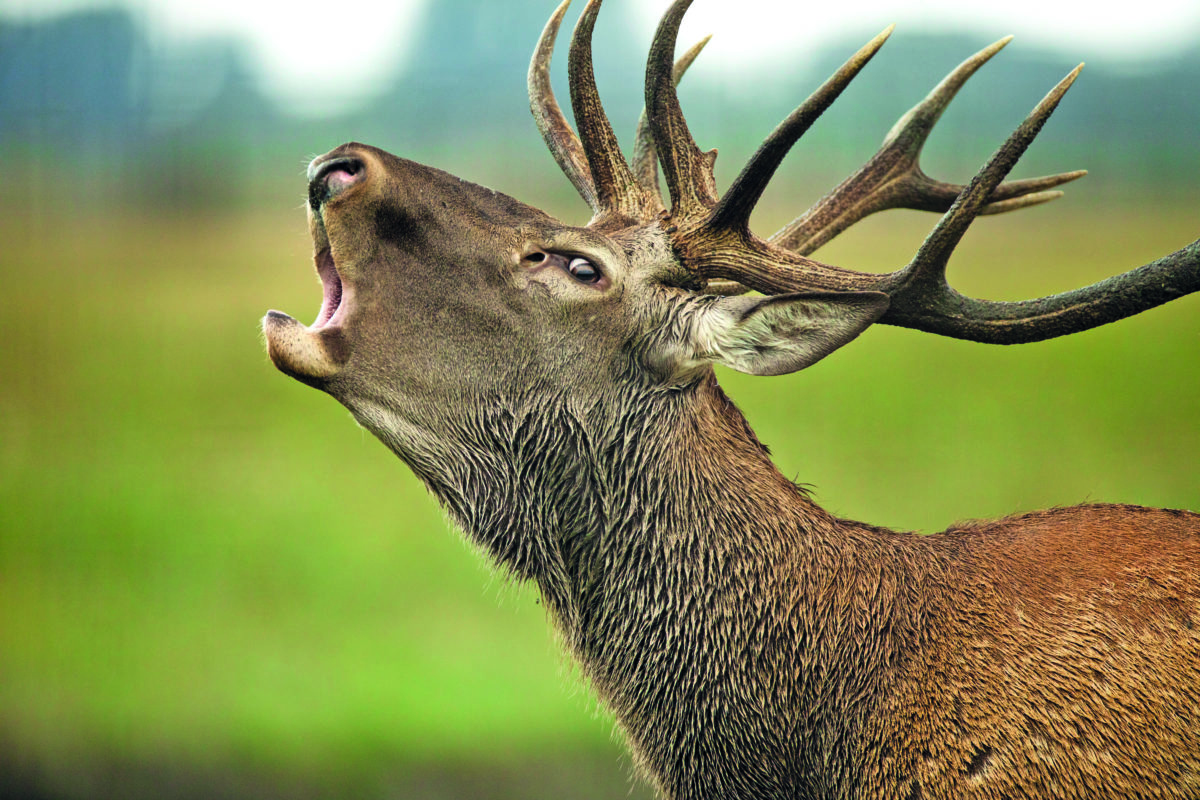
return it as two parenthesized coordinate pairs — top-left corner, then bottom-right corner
(529, 0), (599, 211)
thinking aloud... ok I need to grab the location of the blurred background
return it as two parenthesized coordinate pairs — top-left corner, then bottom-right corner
(1, 0), (1197, 797)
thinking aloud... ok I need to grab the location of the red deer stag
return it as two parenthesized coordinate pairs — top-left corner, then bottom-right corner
(263, 0), (1200, 797)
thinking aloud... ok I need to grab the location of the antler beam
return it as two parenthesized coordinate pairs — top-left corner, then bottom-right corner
(691, 62), (1200, 343)
(877, 68), (1200, 342)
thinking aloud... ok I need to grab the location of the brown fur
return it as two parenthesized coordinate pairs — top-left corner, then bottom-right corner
(873, 506), (1200, 797)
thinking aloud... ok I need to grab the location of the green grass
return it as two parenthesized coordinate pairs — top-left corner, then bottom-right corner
(0, 198), (1196, 797)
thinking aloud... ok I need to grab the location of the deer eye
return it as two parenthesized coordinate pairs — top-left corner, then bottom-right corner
(566, 256), (601, 284)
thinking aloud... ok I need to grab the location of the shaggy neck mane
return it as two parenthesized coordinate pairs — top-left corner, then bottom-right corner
(408, 371), (940, 797)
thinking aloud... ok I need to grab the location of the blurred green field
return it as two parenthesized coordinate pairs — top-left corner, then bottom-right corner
(1, 195), (1196, 799)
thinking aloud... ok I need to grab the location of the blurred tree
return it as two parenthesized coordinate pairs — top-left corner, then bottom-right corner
(0, 9), (146, 157)
(0, 2), (1196, 210)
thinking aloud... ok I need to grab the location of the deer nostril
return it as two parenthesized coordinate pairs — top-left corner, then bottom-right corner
(308, 156), (365, 209)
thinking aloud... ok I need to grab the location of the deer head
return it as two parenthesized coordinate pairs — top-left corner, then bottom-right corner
(265, 0), (1197, 422)
(264, 1), (1200, 796)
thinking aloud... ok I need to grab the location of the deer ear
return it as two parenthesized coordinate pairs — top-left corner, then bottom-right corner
(695, 291), (890, 376)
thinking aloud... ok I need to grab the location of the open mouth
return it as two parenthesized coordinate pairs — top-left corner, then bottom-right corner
(261, 235), (353, 382)
(263, 148), (365, 382)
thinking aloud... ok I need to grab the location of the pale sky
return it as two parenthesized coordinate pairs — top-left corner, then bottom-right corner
(4, 0), (1198, 113)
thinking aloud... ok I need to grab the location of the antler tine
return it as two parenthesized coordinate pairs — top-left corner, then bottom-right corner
(646, 0), (719, 218)
(884, 35), (1013, 147)
(892, 171), (1088, 216)
(873, 64), (1196, 344)
(771, 36), (1012, 254)
(706, 26), (893, 235)
(893, 65), (1083, 294)
(977, 187), (1074, 215)
(529, 0), (598, 211)
(568, 0), (658, 224)
(632, 35), (711, 201)
(772, 37), (1087, 256)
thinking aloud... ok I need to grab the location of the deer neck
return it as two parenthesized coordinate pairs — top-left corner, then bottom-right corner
(352, 371), (930, 793)
(356, 367), (844, 600)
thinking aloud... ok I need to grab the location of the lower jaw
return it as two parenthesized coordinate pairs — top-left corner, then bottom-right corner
(263, 311), (350, 385)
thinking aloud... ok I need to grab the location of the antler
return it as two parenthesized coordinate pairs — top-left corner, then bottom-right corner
(771, 36), (1087, 257)
(529, 0), (596, 210)
(531, 0), (1200, 343)
(530, 0), (709, 228)
(875, 67), (1200, 343)
(632, 34), (711, 203)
